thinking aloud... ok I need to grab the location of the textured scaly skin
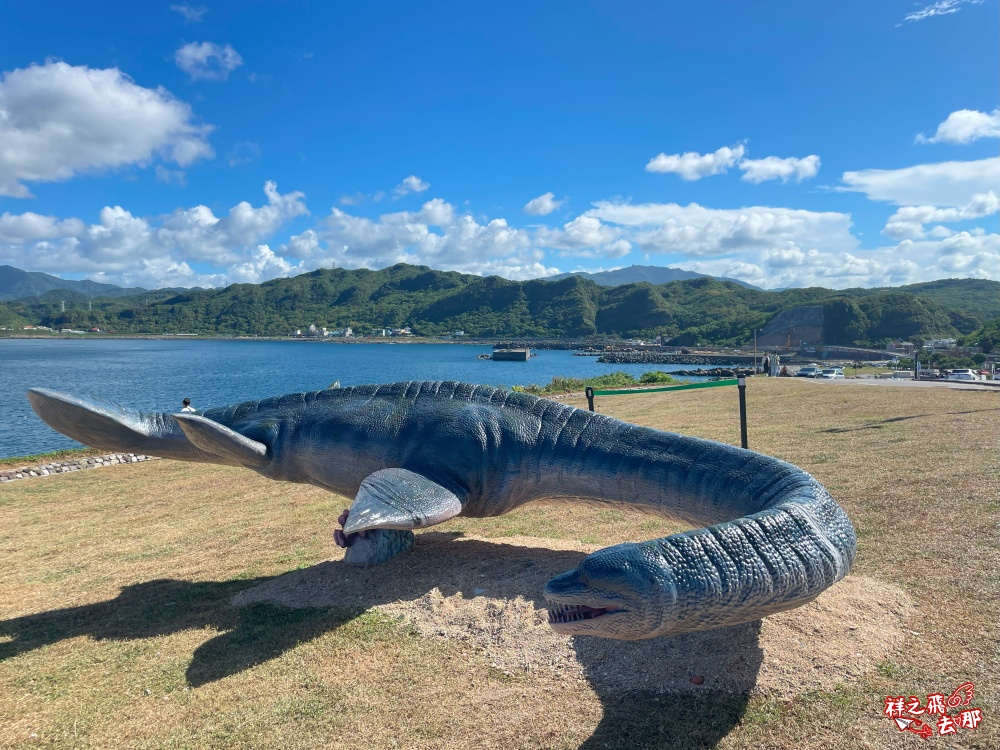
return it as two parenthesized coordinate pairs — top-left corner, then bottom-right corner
(27, 381), (856, 640)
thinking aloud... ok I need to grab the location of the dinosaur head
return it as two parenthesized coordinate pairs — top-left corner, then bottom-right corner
(543, 541), (675, 640)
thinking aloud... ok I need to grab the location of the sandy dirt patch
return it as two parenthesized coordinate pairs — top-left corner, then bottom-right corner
(233, 533), (913, 700)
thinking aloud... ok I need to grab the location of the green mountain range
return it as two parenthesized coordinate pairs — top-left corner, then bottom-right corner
(3, 264), (999, 351)
(0, 264), (151, 301)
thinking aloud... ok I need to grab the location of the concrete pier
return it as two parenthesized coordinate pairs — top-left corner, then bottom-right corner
(492, 348), (530, 361)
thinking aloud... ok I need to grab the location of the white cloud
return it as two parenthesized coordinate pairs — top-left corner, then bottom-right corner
(929, 231), (1000, 276)
(3, 185), (626, 286)
(681, 231), (999, 290)
(281, 229), (323, 260)
(416, 197), (455, 226)
(89, 258), (219, 290)
(899, 0), (985, 24)
(916, 108), (1000, 144)
(226, 244), (306, 285)
(174, 42), (243, 81)
(536, 216), (624, 257)
(738, 155), (820, 183)
(882, 191), (999, 239)
(603, 239), (633, 258)
(524, 192), (563, 215)
(0, 182), (308, 287)
(298, 199), (555, 279)
(156, 181), (309, 261)
(5, 175), (996, 293)
(0, 212), (84, 244)
(645, 143), (746, 180)
(170, 4), (207, 22)
(0, 61), (213, 198)
(839, 157), (1000, 207)
(391, 175), (430, 199)
(645, 145), (820, 185)
(585, 201), (858, 257)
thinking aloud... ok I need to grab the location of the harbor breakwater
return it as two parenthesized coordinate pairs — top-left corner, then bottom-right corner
(668, 367), (758, 377)
(596, 352), (756, 365)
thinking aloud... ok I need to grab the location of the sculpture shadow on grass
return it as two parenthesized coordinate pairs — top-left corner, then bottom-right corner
(1, 533), (762, 749)
(0, 576), (324, 672)
(821, 406), (1000, 434)
(821, 414), (931, 433)
(572, 622), (761, 750)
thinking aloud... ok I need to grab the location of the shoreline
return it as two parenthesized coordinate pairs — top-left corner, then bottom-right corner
(0, 453), (159, 484)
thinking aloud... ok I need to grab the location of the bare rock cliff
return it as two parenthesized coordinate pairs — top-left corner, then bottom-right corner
(758, 306), (824, 347)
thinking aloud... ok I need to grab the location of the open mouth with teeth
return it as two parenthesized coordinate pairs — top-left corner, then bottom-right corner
(547, 602), (623, 624)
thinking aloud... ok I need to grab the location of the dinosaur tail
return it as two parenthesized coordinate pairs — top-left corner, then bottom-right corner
(27, 388), (231, 464)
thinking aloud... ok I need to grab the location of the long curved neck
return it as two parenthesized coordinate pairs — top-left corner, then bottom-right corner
(525, 410), (803, 527)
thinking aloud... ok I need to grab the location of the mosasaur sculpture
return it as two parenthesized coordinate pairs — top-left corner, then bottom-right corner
(28, 381), (856, 640)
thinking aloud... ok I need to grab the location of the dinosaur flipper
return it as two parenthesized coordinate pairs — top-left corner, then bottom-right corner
(342, 468), (464, 535)
(172, 414), (270, 470)
(27, 387), (208, 462)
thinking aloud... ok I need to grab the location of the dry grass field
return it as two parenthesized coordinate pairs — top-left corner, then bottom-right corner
(1, 378), (997, 749)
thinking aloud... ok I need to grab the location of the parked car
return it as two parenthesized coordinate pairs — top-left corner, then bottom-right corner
(795, 366), (822, 378)
(820, 368), (845, 379)
(947, 368), (978, 381)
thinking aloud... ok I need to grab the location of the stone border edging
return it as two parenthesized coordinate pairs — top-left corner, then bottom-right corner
(0, 453), (159, 483)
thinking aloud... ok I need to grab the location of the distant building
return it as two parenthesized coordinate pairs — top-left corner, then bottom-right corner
(923, 338), (957, 351)
(887, 341), (915, 354)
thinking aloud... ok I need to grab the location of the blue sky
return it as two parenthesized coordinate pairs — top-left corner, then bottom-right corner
(0, 0), (997, 290)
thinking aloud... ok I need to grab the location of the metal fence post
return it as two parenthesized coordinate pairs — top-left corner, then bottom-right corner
(585, 386), (595, 412)
(737, 376), (748, 449)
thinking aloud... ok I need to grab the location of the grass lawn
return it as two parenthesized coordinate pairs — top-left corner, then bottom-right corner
(1, 378), (997, 749)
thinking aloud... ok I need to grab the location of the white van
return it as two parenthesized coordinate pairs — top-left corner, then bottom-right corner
(947, 369), (978, 381)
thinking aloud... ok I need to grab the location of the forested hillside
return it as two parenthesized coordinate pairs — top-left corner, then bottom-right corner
(0, 301), (28, 329)
(960, 317), (1000, 354)
(4, 264), (997, 347)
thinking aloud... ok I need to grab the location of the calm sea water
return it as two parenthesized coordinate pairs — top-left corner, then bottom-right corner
(0, 339), (704, 459)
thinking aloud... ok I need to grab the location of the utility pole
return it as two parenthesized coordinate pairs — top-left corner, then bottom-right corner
(753, 329), (758, 374)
